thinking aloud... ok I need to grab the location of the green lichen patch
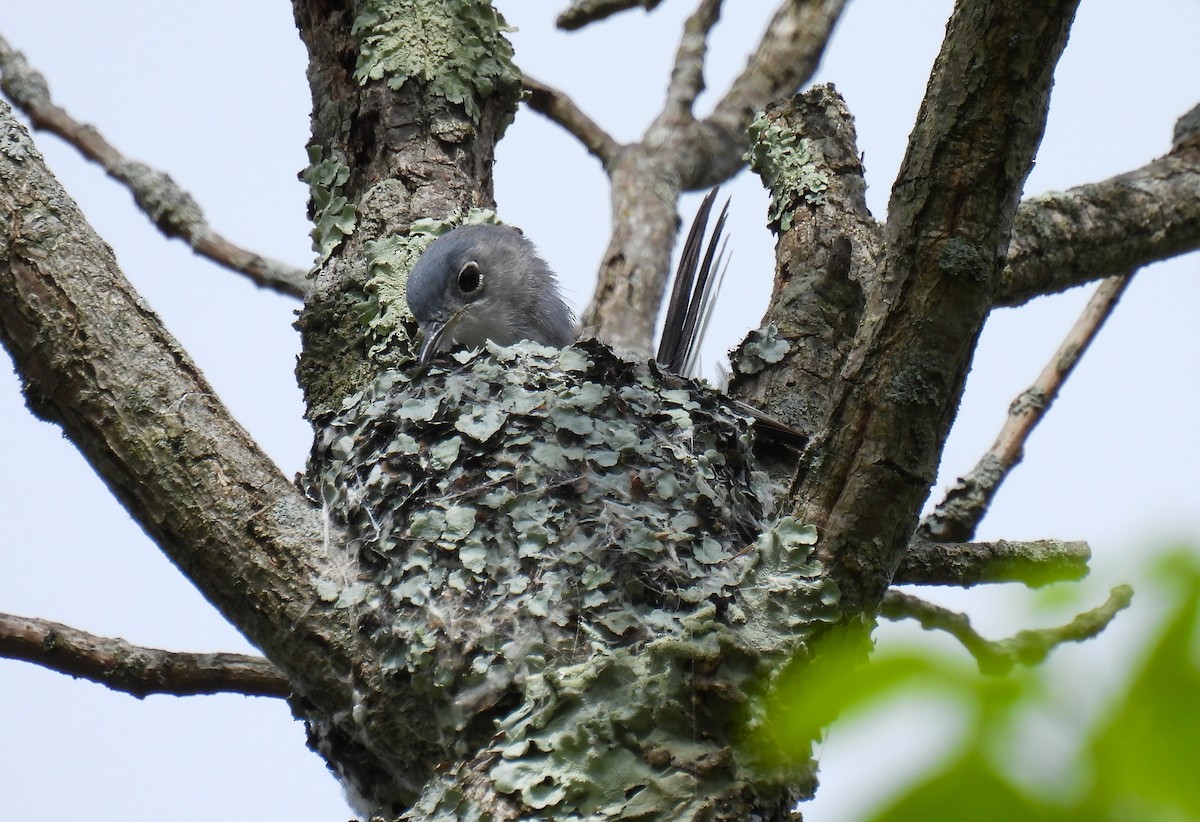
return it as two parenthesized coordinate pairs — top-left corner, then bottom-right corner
(352, 0), (521, 124)
(301, 145), (356, 267)
(733, 323), (792, 376)
(746, 110), (830, 233)
(736, 518), (840, 643)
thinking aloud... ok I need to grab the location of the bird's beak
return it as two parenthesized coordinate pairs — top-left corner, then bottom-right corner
(417, 318), (451, 365)
(417, 305), (469, 365)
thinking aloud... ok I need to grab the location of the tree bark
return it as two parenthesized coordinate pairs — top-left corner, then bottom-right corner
(782, 0), (1081, 614)
(0, 98), (379, 768)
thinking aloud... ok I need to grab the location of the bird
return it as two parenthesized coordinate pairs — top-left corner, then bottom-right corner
(405, 190), (807, 448)
(405, 223), (576, 367)
(406, 190), (728, 378)
(308, 194), (813, 810)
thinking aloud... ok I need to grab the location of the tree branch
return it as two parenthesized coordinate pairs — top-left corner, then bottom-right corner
(556, 0), (665, 31)
(579, 0), (847, 356)
(894, 539), (1091, 588)
(0, 98), (378, 753)
(791, 0), (1081, 615)
(880, 585), (1133, 676)
(729, 85), (878, 485)
(999, 115), (1200, 307)
(662, 0), (722, 120)
(521, 73), (621, 168)
(0, 612), (289, 698)
(920, 274), (1132, 542)
(0, 35), (309, 298)
(709, 0), (847, 145)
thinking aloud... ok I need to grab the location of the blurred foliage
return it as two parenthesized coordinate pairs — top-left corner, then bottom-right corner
(753, 548), (1200, 821)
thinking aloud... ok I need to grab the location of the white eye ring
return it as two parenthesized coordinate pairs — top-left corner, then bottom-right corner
(457, 261), (482, 295)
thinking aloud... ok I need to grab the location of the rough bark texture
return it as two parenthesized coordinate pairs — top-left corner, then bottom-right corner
(292, 0), (522, 416)
(1000, 140), (1200, 306)
(729, 86), (878, 482)
(0, 613), (290, 698)
(0, 99), (376, 756)
(754, 0), (1081, 615)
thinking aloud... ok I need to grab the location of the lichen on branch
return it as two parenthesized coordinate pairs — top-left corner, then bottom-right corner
(352, 0), (522, 125)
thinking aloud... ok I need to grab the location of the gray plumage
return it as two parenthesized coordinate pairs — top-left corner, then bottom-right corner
(406, 224), (576, 364)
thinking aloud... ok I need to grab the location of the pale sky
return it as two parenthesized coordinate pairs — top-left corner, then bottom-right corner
(1, 3), (1197, 820)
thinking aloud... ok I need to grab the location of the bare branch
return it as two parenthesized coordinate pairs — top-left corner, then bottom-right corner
(580, 0), (848, 355)
(880, 585), (1133, 676)
(709, 0), (847, 144)
(662, 0), (723, 120)
(0, 612), (289, 698)
(894, 539), (1091, 588)
(999, 128), (1199, 307)
(557, 0), (664, 31)
(0, 35), (309, 298)
(921, 274), (1132, 542)
(521, 73), (621, 167)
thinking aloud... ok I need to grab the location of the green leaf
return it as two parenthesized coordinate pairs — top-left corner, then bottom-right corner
(1089, 559), (1200, 817)
(866, 753), (1068, 822)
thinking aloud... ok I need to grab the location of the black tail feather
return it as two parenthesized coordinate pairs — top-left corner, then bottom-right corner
(655, 188), (810, 450)
(657, 187), (730, 376)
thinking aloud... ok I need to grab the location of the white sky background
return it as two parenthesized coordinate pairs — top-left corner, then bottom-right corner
(0, 2), (1197, 820)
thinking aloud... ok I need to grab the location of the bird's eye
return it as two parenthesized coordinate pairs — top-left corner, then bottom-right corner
(457, 261), (482, 295)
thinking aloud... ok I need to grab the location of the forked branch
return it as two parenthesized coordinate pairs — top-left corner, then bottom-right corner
(794, 0), (1082, 616)
(529, 0), (849, 355)
(880, 586), (1133, 675)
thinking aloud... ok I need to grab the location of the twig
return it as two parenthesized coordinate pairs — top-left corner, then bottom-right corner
(894, 539), (1090, 588)
(663, 0), (723, 120)
(879, 585), (1133, 676)
(557, 0), (665, 31)
(521, 73), (621, 168)
(0, 612), (290, 698)
(919, 274), (1133, 542)
(0, 35), (309, 298)
(709, 0), (848, 141)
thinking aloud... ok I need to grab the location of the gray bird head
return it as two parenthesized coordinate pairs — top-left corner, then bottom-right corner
(406, 224), (576, 364)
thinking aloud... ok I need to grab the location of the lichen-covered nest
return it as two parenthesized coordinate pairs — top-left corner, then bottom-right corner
(310, 338), (775, 680)
(305, 339), (836, 817)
